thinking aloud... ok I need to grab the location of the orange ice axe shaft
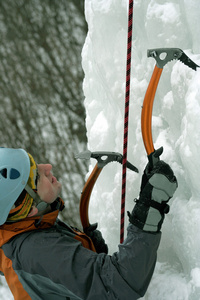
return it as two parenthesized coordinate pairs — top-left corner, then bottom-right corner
(141, 65), (163, 156)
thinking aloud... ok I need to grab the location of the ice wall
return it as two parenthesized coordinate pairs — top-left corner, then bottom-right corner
(82, 1), (200, 299)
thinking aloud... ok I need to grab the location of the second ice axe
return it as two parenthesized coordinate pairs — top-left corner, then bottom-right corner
(141, 48), (199, 166)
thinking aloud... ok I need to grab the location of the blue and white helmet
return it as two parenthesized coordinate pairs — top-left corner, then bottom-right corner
(0, 148), (30, 225)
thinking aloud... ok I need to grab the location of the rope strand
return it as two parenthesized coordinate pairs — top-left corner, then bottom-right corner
(120, 0), (134, 244)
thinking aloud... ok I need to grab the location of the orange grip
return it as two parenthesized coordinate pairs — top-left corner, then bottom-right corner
(79, 164), (102, 230)
(141, 65), (163, 155)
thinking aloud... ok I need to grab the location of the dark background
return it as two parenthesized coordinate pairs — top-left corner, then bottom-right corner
(0, 0), (88, 227)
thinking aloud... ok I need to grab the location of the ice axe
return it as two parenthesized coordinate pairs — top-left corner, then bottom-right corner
(141, 48), (199, 166)
(76, 150), (138, 232)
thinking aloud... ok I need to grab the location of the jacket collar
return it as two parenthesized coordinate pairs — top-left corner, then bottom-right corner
(0, 198), (65, 247)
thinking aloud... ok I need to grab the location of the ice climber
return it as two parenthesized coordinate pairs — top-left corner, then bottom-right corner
(0, 147), (177, 299)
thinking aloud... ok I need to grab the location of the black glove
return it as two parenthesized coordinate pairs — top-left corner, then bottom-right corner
(84, 224), (108, 254)
(128, 154), (178, 233)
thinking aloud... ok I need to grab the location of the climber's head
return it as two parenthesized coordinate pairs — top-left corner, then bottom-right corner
(0, 148), (61, 225)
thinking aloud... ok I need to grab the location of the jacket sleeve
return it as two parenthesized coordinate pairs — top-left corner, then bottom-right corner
(10, 224), (161, 300)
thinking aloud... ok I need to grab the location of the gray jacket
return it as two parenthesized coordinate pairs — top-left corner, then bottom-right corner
(0, 210), (161, 300)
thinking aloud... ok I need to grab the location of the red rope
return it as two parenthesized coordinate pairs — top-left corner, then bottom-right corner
(120, 0), (134, 244)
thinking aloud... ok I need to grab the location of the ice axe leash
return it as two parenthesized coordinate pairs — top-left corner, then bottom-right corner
(141, 48), (199, 167)
(76, 151), (138, 233)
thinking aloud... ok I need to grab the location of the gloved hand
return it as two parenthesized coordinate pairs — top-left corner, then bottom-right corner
(128, 153), (178, 233)
(84, 224), (108, 254)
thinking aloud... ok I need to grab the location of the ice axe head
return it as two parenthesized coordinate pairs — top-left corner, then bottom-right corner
(75, 150), (138, 172)
(148, 48), (199, 70)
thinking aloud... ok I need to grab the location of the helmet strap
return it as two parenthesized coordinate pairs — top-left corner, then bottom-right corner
(25, 184), (48, 212)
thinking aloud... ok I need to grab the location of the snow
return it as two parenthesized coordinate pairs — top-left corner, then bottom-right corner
(0, 277), (13, 299)
(82, 0), (200, 299)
